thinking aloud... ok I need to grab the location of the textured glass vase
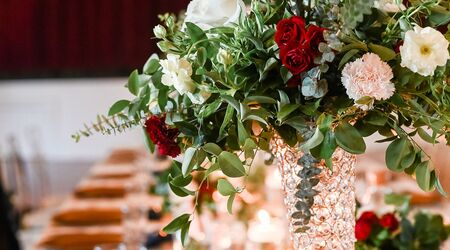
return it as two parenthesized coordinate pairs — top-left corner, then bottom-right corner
(271, 137), (356, 250)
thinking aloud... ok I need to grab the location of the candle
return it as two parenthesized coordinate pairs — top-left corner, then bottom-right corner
(247, 210), (284, 244)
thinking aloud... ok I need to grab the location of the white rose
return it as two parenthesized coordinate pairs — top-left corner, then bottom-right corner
(374, 0), (406, 12)
(400, 26), (450, 76)
(160, 54), (196, 95)
(184, 0), (246, 30)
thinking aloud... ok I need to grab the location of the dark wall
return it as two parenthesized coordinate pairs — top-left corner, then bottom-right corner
(0, 0), (190, 79)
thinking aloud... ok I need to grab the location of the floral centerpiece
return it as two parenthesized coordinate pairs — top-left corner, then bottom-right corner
(74, 0), (450, 248)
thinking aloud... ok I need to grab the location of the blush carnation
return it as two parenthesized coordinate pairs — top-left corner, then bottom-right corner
(341, 53), (395, 110)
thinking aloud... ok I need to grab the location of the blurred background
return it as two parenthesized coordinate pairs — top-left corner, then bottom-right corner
(0, 0), (190, 197)
(0, 1), (449, 250)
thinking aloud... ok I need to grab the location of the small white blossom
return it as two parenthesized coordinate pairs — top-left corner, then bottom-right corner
(184, 0), (246, 30)
(160, 54), (196, 95)
(400, 26), (450, 76)
(153, 25), (167, 39)
(217, 48), (233, 65)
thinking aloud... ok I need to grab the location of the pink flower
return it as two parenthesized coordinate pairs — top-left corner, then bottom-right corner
(341, 53), (395, 110)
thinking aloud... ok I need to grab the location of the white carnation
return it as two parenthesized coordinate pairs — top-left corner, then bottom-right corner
(184, 0), (246, 30)
(400, 26), (450, 76)
(160, 54), (196, 95)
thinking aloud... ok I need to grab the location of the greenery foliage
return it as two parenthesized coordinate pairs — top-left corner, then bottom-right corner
(74, 0), (450, 243)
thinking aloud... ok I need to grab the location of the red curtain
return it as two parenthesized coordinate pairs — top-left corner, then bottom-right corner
(0, 0), (190, 78)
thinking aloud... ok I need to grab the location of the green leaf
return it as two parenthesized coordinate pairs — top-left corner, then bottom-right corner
(385, 138), (412, 172)
(417, 128), (437, 144)
(335, 122), (366, 154)
(301, 127), (324, 151)
(244, 96), (276, 104)
(221, 95), (240, 112)
(319, 129), (337, 160)
(416, 161), (433, 192)
(434, 175), (448, 197)
(218, 105), (234, 141)
(108, 100), (130, 116)
(368, 43), (396, 61)
(339, 49), (359, 69)
(401, 152), (416, 170)
(143, 56), (160, 75)
(217, 179), (236, 196)
(243, 138), (257, 159)
(429, 8), (450, 26)
(169, 182), (194, 197)
(227, 193), (236, 214)
(182, 147), (197, 177)
(180, 221), (191, 246)
(277, 104), (301, 122)
(185, 22), (207, 43)
(277, 90), (290, 109)
(200, 99), (222, 119)
(365, 111), (388, 126)
(218, 151), (246, 178)
(197, 47), (207, 66)
(127, 70), (140, 96)
(170, 174), (193, 187)
(163, 214), (190, 233)
(237, 119), (249, 146)
(142, 127), (155, 153)
(203, 143), (222, 156)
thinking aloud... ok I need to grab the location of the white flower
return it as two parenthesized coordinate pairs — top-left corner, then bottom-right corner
(160, 54), (196, 95)
(341, 53), (395, 110)
(400, 26), (450, 76)
(217, 48), (233, 65)
(184, 0), (246, 30)
(374, 0), (406, 12)
(153, 25), (167, 39)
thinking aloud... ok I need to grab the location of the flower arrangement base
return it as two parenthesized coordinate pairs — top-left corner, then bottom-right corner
(271, 137), (356, 250)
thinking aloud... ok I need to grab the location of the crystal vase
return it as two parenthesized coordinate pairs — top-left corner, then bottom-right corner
(271, 137), (356, 250)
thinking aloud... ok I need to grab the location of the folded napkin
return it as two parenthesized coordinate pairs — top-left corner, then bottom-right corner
(52, 198), (124, 225)
(75, 174), (153, 198)
(104, 148), (145, 164)
(89, 164), (138, 179)
(36, 225), (123, 250)
(74, 178), (128, 198)
(52, 195), (164, 225)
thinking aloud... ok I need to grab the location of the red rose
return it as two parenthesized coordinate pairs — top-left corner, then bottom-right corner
(158, 142), (181, 158)
(275, 16), (306, 48)
(355, 219), (373, 241)
(280, 44), (315, 75)
(380, 213), (399, 232)
(305, 25), (325, 54)
(145, 114), (181, 157)
(359, 211), (379, 225)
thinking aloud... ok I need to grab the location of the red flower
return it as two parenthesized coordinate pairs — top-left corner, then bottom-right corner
(394, 40), (403, 54)
(355, 219), (373, 241)
(380, 213), (399, 232)
(305, 25), (325, 54)
(275, 16), (306, 48)
(359, 211), (379, 225)
(280, 44), (315, 75)
(145, 114), (181, 157)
